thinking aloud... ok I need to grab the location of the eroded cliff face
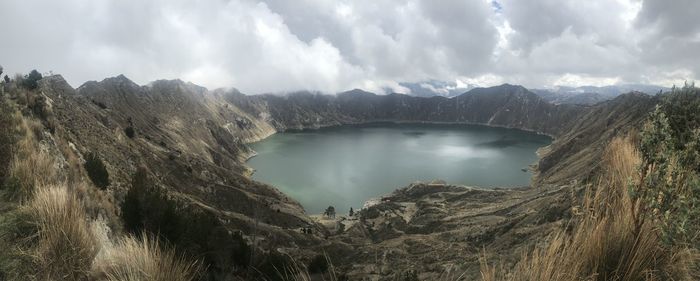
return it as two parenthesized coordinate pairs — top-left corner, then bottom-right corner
(33, 74), (658, 280)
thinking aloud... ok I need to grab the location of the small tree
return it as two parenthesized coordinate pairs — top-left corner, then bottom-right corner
(124, 126), (135, 138)
(22, 69), (42, 90)
(323, 206), (336, 218)
(84, 152), (110, 189)
(124, 117), (135, 138)
(3, 75), (9, 84)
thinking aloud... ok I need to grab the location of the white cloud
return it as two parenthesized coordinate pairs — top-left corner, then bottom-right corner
(0, 0), (697, 93)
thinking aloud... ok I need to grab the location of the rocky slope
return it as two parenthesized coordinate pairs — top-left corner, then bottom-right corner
(227, 84), (586, 136)
(30, 74), (659, 280)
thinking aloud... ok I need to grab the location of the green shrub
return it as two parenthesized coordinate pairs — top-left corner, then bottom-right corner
(638, 83), (700, 246)
(21, 70), (42, 90)
(0, 177), (22, 201)
(124, 126), (135, 138)
(84, 152), (110, 189)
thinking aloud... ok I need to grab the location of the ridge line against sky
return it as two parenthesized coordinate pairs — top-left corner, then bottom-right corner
(1, 0), (698, 94)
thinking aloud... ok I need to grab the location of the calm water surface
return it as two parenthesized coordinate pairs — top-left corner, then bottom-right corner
(248, 123), (551, 214)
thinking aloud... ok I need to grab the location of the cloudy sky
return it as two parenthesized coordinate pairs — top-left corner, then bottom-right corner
(1, 0), (698, 94)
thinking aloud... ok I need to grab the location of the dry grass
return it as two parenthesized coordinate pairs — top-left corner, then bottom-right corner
(7, 115), (58, 200)
(1, 98), (198, 281)
(272, 254), (341, 281)
(278, 255), (338, 281)
(27, 184), (99, 280)
(93, 234), (201, 281)
(480, 136), (695, 281)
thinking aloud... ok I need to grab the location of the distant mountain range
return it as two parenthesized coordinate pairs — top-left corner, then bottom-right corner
(397, 81), (668, 105)
(530, 84), (669, 105)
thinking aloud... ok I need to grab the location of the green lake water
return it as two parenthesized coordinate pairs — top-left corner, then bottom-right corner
(247, 123), (552, 214)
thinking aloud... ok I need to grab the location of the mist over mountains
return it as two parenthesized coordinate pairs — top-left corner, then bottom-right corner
(394, 80), (669, 105)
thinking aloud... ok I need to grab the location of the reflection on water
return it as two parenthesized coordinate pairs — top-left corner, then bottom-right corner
(248, 123), (551, 214)
(434, 145), (498, 159)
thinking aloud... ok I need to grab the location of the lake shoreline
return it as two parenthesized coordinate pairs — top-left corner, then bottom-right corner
(245, 123), (552, 214)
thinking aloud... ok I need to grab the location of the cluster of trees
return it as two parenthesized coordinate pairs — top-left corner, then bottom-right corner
(22, 70), (42, 90)
(323, 206), (357, 218)
(0, 67), (43, 90)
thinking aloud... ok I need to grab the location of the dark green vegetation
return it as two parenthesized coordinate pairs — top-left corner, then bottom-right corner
(121, 168), (253, 279)
(84, 152), (110, 189)
(124, 126), (135, 138)
(0, 98), (16, 184)
(120, 167), (322, 280)
(20, 70), (43, 90)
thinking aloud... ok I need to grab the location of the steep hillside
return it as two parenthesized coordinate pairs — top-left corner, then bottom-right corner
(536, 92), (658, 184)
(36, 75), (326, 279)
(227, 84), (586, 137)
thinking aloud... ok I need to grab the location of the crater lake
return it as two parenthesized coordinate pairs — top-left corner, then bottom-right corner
(247, 123), (552, 214)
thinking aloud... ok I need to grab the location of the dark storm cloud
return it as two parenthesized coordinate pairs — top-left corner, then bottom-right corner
(0, 0), (697, 93)
(634, 0), (700, 81)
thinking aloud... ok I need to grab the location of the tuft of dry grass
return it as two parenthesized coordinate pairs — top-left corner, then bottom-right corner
(480, 136), (695, 281)
(93, 234), (201, 281)
(274, 254), (340, 281)
(27, 184), (99, 280)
